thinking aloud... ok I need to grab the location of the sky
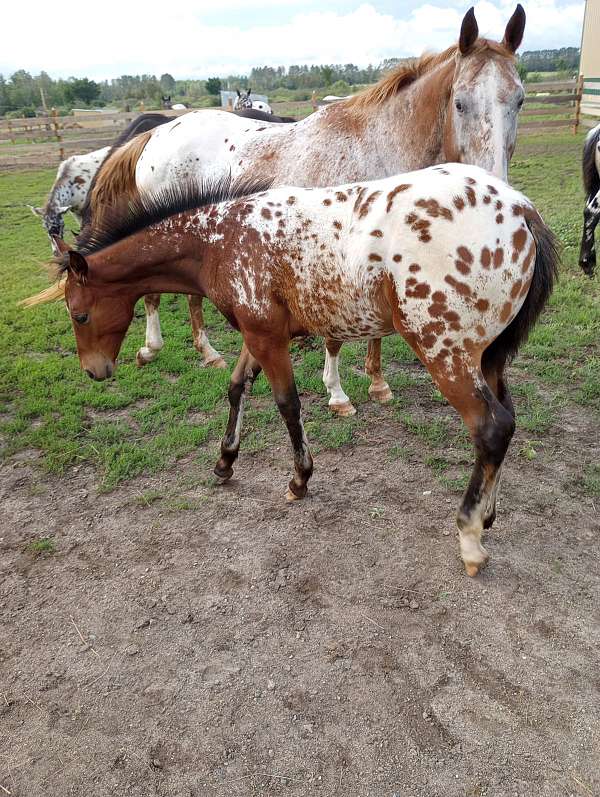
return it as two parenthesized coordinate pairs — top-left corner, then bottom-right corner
(1, 0), (585, 81)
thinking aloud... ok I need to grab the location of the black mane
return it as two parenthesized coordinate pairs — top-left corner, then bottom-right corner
(60, 175), (273, 270)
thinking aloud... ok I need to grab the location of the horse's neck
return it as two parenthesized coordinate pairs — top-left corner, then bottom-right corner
(87, 216), (211, 296)
(317, 60), (455, 178)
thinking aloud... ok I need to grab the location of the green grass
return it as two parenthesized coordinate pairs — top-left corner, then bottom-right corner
(0, 129), (599, 490)
(25, 537), (55, 554)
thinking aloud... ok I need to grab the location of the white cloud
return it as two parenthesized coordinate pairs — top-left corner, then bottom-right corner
(0, 0), (584, 80)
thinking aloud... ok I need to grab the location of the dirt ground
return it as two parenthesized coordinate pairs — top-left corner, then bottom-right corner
(2, 380), (599, 797)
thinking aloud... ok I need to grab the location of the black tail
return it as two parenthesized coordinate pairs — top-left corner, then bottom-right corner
(582, 124), (600, 198)
(483, 208), (559, 372)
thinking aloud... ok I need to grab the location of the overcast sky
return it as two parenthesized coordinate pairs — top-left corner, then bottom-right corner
(1, 0), (585, 81)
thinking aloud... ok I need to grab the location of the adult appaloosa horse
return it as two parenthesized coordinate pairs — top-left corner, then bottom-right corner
(67, 5), (527, 409)
(29, 163), (558, 576)
(580, 122), (600, 276)
(32, 113), (176, 254)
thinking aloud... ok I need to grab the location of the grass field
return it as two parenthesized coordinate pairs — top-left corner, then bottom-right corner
(0, 130), (599, 492)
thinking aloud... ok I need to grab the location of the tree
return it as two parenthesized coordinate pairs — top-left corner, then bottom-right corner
(160, 73), (175, 93)
(206, 77), (222, 96)
(516, 61), (527, 81)
(64, 78), (100, 105)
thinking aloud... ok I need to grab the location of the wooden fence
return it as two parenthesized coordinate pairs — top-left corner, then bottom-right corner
(0, 80), (595, 171)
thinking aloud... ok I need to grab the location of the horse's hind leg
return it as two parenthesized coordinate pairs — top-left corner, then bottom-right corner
(579, 189), (600, 276)
(247, 332), (313, 500)
(188, 295), (227, 368)
(432, 366), (515, 576)
(480, 359), (516, 530)
(323, 339), (356, 416)
(136, 294), (164, 366)
(214, 345), (262, 482)
(365, 338), (393, 403)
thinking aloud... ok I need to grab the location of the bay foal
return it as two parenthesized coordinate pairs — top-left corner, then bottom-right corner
(31, 165), (558, 575)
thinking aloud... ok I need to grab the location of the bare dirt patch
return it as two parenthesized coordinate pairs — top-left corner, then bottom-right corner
(1, 393), (599, 797)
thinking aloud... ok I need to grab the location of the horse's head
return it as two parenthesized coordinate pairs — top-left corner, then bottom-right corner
(30, 204), (71, 253)
(444, 4), (526, 181)
(234, 89), (253, 110)
(61, 248), (135, 380)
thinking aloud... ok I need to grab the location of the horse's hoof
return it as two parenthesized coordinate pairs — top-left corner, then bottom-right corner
(214, 464), (233, 482)
(368, 384), (393, 403)
(136, 351), (151, 367)
(329, 401), (356, 417)
(463, 552), (490, 577)
(286, 481), (307, 501)
(204, 356), (228, 369)
(286, 488), (302, 502)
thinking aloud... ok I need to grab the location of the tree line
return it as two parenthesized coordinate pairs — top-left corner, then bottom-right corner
(0, 49), (580, 117)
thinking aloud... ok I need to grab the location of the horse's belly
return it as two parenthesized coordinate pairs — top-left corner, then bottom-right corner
(287, 282), (392, 341)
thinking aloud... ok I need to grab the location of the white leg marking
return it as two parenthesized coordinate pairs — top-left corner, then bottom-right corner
(197, 329), (227, 368)
(138, 307), (164, 363)
(322, 350), (355, 415)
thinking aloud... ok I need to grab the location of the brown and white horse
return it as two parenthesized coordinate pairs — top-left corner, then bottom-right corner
(83, 5), (527, 412)
(28, 164), (558, 576)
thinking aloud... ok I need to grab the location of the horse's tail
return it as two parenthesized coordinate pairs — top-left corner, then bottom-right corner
(88, 129), (153, 226)
(483, 207), (559, 373)
(583, 124), (600, 198)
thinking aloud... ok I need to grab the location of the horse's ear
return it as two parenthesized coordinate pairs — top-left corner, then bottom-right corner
(236, 89), (241, 97)
(459, 6), (479, 55)
(29, 205), (44, 217)
(503, 4), (526, 53)
(67, 250), (88, 281)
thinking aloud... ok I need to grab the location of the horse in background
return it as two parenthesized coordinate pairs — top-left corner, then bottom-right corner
(580, 122), (600, 276)
(234, 89), (253, 110)
(33, 113), (176, 254)
(31, 164), (558, 577)
(55, 5), (527, 404)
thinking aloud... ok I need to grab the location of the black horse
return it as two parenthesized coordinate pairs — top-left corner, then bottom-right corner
(580, 123), (600, 276)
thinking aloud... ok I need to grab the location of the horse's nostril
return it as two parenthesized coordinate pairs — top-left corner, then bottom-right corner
(85, 369), (94, 380)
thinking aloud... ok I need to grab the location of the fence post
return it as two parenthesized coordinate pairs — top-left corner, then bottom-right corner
(311, 91), (317, 112)
(51, 107), (62, 143)
(227, 97), (233, 111)
(572, 74), (584, 134)
(140, 101), (145, 113)
(8, 120), (15, 144)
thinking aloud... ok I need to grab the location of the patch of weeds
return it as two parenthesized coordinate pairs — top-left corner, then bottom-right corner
(135, 490), (163, 507)
(519, 439), (541, 461)
(439, 472), (469, 493)
(370, 506), (385, 519)
(26, 537), (55, 554)
(401, 414), (449, 446)
(425, 455), (449, 475)
(389, 444), (410, 461)
(581, 464), (600, 496)
(166, 497), (201, 511)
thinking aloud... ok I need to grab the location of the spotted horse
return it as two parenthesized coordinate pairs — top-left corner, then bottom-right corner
(31, 113), (177, 256)
(79, 5), (528, 410)
(580, 122), (600, 276)
(25, 163), (559, 576)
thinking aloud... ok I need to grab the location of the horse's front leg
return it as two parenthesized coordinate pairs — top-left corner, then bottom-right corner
(365, 338), (393, 403)
(214, 345), (261, 482)
(322, 339), (356, 416)
(579, 189), (600, 276)
(136, 294), (164, 366)
(188, 295), (227, 368)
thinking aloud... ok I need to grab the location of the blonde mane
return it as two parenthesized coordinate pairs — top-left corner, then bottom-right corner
(88, 129), (153, 224)
(345, 39), (516, 112)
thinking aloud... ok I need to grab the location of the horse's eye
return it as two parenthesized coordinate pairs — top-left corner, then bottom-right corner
(517, 97), (524, 110)
(455, 99), (464, 113)
(73, 313), (89, 325)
